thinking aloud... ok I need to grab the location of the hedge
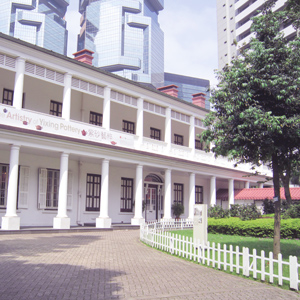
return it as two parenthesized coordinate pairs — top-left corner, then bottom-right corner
(208, 217), (300, 239)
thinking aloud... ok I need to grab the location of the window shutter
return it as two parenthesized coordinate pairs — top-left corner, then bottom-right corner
(18, 166), (30, 209)
(38, 168), (47, 209)
(67, 171), (73, 210)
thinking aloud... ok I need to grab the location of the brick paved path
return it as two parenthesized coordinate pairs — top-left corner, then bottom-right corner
(0, 230), (299, 300)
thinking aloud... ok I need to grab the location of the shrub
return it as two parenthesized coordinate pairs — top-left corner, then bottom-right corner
(171, 203), (184, 219)
(238, 203), (261, 221)
(208, 205), (229, 219)
(208, 217), (300, 239)
(282, 203), (300, 219)
(262, 199), (274, 214)
(229, 204), (240, 217)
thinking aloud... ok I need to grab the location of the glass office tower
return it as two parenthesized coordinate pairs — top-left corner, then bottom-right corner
(0, 0), (69, 55)
(164, 72), (210, 110)
(78, 0), (164, 87)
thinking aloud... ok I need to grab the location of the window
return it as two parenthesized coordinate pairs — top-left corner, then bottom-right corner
(38, 169), (72, 210)
(150, 127), (161, 140)
(0, 164), (9, 208)
(90, 111), (103, 126)
(2, 89), (13, 106)
(120, 178), (133, 212)
(174, 183), (184, 205)
(123, 120), (135, 134)
(174, 134), (183, 146)
(195, 139), (203, 150)
(45, 169), (59, 209)
(195, 186), (203, 204)
(86, 174), (101, 211)
(50, 100), (62, 117)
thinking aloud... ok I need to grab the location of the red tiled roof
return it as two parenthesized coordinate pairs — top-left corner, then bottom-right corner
(216, 187), (300, 201)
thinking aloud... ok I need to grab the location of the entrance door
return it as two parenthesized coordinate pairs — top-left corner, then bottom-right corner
(144, 185), (163, 222)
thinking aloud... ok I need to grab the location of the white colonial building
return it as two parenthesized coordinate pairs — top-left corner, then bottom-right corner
(0, 33), (270, 230)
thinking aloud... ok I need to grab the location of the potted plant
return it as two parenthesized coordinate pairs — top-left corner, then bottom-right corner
(171, 202), (184, 220)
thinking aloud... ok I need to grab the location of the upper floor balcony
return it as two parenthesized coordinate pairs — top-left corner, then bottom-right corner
(0, 43), (271, 177)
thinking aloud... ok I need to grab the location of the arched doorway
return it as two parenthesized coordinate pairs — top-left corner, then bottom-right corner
(144, 174), (164, 221)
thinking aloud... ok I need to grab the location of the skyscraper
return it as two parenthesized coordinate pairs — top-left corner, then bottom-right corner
(217, 0), (295, 70)
(164, 72), (210, 109)
(0, 0), (69, 55)
(77, 0), (164, 87)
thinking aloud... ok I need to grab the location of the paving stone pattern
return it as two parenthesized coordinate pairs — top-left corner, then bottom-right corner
(0, 230), (299, 300)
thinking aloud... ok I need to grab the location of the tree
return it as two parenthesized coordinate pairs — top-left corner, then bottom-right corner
(202, 0), (300, 258)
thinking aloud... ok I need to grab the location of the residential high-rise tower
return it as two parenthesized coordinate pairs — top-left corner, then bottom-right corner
(0, 0), (69, 55)
(77, 0), (164, 87)
(217, 0), (296, 70)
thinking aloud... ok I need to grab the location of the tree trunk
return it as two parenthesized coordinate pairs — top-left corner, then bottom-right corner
(282, 172), (292, 206)
(272, 153), (281, 259)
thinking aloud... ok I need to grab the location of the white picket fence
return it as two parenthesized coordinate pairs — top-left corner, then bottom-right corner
(140, 220), (300, 291)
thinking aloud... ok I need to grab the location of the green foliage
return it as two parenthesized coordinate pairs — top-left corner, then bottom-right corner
(238, 203), (261, 221)
(262, 199), (291, 215)
(208, 218), (300, 239)
(282, 203), (300, 219)
(171, 203), (184, 219)
(229, 204), (261, 220)
(262, 199), (275, 214)
(229, 204), (240, 217)
(207, 205), (229, 219)
(201, 3), (300, 253)
(209, 204), (261, 220)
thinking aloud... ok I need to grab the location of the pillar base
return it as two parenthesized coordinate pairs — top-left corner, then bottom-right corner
(96, 217), (111, 228)
(1, 216), (20, 230)
(53, 217), (70, 229)
(131, 217), (145, 226)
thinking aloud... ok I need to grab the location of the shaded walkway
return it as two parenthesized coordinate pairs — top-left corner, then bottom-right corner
(0, 230), (299, 299)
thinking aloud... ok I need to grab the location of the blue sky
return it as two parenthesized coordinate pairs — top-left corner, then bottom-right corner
(65, 0), (218, 87)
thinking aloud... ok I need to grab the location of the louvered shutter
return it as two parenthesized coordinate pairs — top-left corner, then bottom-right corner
(67, 171), (73, 210)
(38, 168), (47, 209)
(18, 166), (30, 209)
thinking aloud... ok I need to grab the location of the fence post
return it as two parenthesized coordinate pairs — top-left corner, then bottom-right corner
(243, 247), (250, 277)
(236, 246), (240, 274)
(289, 256), (299, 291)
(223, 244), (227, 271)
(207, 241), (210, 266)
(170, 234), (174, 255)
(261, 250), (265, 281)
(269, 252), (274, 284)
(218, 243), (221, 270)
(278, 253), (283, 286)
(253, 249), (257, 279)
(229, 245), (233, 272)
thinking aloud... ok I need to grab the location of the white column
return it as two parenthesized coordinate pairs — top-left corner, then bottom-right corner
(189, 116), (195, 154)
(1, 145), (21, 230)
(245, 181), (250, 189)
(13, 57), (25, 110)
(53, 153), (70, 229)
(228, 179), (234, 208)
(62, 73), (72, 121)
(131, 164), (144, 225)
(165, 107), (172, 150)
(188, 172), (196, 219)
(163, 169), (172, 219)
(96, 159), (111, 228)
(136, 98), (144, 146)
(210, 176), (216, 207)
(103, 87), (111, 130)
(259, 182), (264, 188)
